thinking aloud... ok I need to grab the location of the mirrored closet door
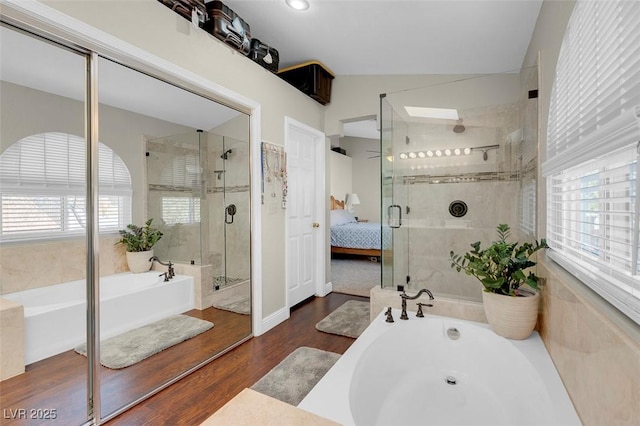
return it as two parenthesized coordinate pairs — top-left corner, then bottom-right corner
(0, 23), (90, 425)
(0, 21), (252, 425)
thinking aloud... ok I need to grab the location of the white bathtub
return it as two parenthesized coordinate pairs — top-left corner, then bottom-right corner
(299, 308), (581, 425)
(3, 272), (194, 365)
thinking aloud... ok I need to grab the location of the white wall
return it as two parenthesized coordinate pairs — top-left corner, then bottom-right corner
(328, 151), (352, 203)
(339, 136), (380, 222)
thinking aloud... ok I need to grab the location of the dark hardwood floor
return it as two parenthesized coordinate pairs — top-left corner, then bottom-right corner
(0, 293), (365, 425)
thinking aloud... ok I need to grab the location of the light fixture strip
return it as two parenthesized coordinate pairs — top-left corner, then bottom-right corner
(397, 145), (499, 160)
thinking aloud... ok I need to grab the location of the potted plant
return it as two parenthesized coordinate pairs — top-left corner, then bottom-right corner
(449, 224), (548, 339)
(116, 218), (163, 273)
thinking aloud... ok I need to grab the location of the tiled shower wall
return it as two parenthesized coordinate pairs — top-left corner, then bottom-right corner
(405, 180), (520, 301)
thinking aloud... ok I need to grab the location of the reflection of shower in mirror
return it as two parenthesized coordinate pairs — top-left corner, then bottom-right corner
(220, 148), (233, 159)
(214, 170), (225, 180)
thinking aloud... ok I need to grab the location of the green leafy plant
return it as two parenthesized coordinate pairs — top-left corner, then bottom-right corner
(450, 224), (548, 296)
(116, 218), (163, 252)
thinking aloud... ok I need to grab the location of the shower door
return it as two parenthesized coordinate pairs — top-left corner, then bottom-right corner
(381, 95), (411, 290)
(212, 135), (251, 290)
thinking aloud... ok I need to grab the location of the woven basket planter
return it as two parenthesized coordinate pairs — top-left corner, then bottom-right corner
(482, 291), (540, 340)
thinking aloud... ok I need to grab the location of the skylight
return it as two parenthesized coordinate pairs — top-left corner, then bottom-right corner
(404, 106), (459, 120)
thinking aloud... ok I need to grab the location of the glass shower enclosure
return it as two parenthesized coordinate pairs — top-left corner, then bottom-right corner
(147, 129), (251, 303)
(381, 70), (539, 302)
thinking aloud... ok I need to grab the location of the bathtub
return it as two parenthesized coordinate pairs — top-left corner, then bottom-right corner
(299, 308), (581, 425)
(3, 272), (194, 365)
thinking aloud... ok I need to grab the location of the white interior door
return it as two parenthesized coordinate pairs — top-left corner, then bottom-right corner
(286, 118), (325, 307)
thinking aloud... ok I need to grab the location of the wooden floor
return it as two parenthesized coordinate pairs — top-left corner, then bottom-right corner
(0, 293), (365, 425)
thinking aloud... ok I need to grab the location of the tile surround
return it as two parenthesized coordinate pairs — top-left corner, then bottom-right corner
(0, 236), (128, 295)
(538, 260), (640, 425)
(0, 298), (24, 380)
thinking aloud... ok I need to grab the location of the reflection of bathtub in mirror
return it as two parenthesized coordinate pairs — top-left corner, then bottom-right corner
(3, 272), (194, 364)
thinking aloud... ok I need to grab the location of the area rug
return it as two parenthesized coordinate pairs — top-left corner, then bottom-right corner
(315, 300), (370, 338)
(213, 295), (251, 315)
(331, 258), (380, 297)
(74, 314), (214, 369)
(250, 347), (340, 406)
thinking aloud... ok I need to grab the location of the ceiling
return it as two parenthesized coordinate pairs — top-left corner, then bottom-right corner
(224, 0), (544, 75)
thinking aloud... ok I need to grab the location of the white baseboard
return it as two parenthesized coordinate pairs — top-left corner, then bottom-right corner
(316, 281), (333, 297)
(257, 306), (289, 335)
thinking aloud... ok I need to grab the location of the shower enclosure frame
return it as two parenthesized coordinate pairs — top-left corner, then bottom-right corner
(0, 3), (263, 423)
(379, 71), (539, 302)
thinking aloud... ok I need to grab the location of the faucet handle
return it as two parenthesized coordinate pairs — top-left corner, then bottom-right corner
(416, 302), (433, 318)
(384, 307), (394, 323)
(159, 272), (169, 282)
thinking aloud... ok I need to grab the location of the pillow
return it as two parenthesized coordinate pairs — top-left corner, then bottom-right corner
(330, 209), (356, 227)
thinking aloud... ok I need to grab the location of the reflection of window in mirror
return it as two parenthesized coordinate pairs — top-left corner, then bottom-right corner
(0, 132), (132, 241)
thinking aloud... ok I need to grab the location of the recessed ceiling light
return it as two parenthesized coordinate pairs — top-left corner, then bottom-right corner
(286, 0), (310, 10)
(403, 106), (459, 120)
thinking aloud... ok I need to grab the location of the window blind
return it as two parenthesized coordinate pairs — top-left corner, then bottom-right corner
(543, 0), (640, 325)
(0, 132), (132, 240)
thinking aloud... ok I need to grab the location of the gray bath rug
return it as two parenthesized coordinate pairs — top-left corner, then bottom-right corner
(213, 295), (251, 315)
(315, 300), (370, 338)
(74, 314), (213, 369)
(251, 346), (340, 406)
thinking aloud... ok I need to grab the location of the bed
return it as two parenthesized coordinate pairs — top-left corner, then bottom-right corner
(330, 196), (388, 258)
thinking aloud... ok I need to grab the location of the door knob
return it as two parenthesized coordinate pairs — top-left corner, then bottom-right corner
(313, 222), (320, 228)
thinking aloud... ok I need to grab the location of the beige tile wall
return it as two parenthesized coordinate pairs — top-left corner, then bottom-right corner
(538, 259), (640, 425)
(0, 298), (24, 380)
(0, 236), (128, 295)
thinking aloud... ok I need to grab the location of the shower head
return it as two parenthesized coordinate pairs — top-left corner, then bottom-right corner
(220, 149), (232, 160)
(453, 119), (465, 134)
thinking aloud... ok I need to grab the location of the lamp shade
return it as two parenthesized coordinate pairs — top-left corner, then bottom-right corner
(346, 193), (360, 205)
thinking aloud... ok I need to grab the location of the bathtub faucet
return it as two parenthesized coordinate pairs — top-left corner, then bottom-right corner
(400, 289), (434, 320)
(150, 256), (175, 279)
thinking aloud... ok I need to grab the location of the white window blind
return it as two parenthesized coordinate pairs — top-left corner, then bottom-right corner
(0, 132), (132, 241)
(543, 0), (640, 325)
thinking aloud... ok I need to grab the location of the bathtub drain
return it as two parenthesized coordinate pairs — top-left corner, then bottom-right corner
(445, 376), (457, 385)
(446, 327), (460, 340)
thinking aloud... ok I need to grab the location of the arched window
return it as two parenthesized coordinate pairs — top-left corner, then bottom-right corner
(543, 0), (640, 324)
(0, 132), (132, 241)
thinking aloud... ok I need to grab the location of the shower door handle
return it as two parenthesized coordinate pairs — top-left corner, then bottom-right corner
(388, 204), (402, 228)
(225, 204), (236, 224)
